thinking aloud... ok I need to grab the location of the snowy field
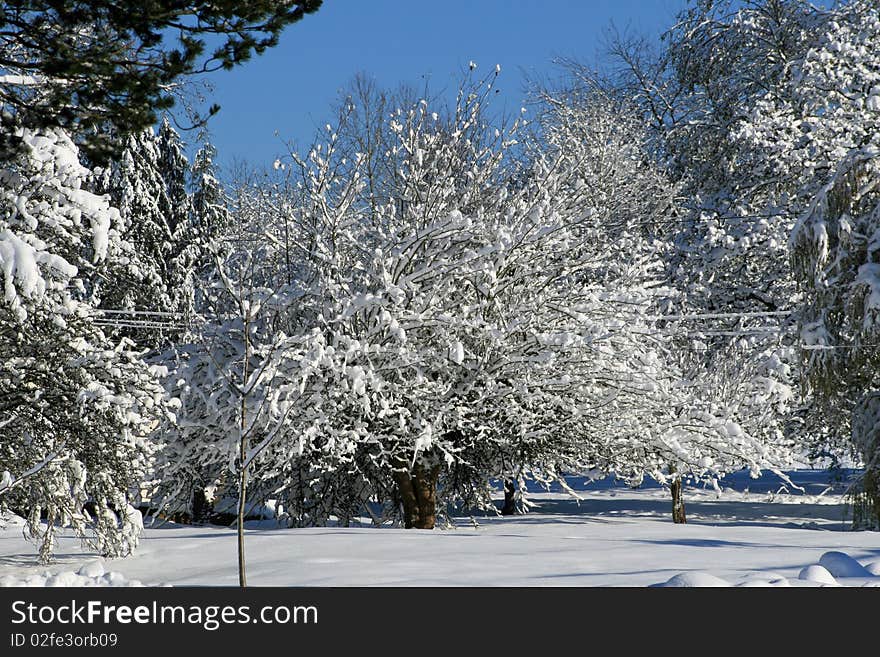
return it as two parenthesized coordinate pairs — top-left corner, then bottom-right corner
(1, 470), (879, 587)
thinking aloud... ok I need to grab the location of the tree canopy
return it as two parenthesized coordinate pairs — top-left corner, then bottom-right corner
(0, 1), (323, 159)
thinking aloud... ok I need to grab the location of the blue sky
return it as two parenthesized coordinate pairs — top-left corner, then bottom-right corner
(192, 0), (686, 170)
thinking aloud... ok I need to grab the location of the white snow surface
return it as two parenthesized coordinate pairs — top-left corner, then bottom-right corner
(2, 470), (879, 587)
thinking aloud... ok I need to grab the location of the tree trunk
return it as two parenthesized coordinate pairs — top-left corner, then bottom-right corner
(501, 478), (517, 515)
(192, 487), (211, 524)
(670, 475), (687, 524)
(237, 455), (248, 585)
(393, 466), (419, 529)
(393, 459), (440, 529)
(413, 463), (440, 529)
(852, 467), (880, 530)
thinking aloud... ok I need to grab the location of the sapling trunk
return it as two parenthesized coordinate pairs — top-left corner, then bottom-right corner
(237, 438), (248, 586)
(237, 310), (250, 587)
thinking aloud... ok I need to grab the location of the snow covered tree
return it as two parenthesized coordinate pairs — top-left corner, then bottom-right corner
(737, 0), (880, 527)
(603, 4), (816, 309)
(533, 76), (798, 522)
(655, 1), (829, 459)
(156, 118), (192, 244)
(159, 70), (657, 530)
(0, 127), (167, 561)
(264, 71), (696, 527)
(191, 139), (233, 247)
(159, 248), (303, 586)
(562, 1), (843, 494)
(601, 0), (808, 374)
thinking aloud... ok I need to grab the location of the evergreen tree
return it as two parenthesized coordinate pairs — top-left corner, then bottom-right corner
(191, 139), (233, 245)
(0, 127), (167, 562)
(0, 1), (324, 160)
(94, 119), (196, 349)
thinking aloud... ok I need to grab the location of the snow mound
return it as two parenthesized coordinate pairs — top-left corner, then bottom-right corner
(818, 551), (874, 578)
(736, 572), (791, 587)
(798, 564), (838, 585)
(658, 572), (732, 587)
(659, 552), (878, 587)
(0, 511), (26, 529)
(0, 560), (144, 587)
(77, 560), (105, 578)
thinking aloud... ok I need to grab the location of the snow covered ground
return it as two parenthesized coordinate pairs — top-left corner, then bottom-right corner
(1, 470), (879, 587)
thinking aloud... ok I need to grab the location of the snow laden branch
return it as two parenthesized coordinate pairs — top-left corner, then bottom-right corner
(0, 448), (64, 497)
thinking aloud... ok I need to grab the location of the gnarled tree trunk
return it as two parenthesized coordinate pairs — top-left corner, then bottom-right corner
(393, 458), (441, 529)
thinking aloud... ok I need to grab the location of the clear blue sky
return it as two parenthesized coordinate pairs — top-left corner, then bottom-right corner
(192, 0), (686, 170)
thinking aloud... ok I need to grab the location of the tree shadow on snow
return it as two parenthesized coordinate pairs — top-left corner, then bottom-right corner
(0, 552), (92, 568)
(474, 496), (851, 531)
(626, 537), (779, 549)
